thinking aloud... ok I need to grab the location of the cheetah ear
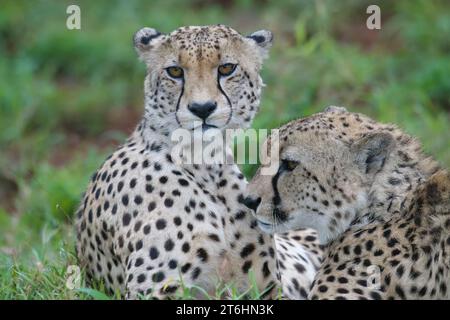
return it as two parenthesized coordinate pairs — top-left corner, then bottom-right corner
(133, 27), (164, 60)
(352, 132), (395, 175)
(246, 30), (273, 58)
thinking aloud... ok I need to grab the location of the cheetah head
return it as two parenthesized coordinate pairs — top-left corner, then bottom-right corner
(244, 106), (436, 244)
(134, 25), (272, 135)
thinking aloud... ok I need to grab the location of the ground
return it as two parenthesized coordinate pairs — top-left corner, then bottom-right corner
(0, 0), (449, 299)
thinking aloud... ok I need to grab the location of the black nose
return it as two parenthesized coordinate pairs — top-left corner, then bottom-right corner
(242, 196), (261, 212)
(188, 101), (217, 120)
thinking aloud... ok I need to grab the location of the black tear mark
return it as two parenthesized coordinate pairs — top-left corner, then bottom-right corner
(216, 74), (233, 125)
(271, 162), (288, 222)
(174, 77), (185, 126)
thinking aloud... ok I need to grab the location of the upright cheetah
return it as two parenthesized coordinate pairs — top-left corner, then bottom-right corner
(75, 25), (322, 299)
(246, 106), (449, 299)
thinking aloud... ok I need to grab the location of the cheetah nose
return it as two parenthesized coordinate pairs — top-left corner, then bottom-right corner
(242, 196), (261, 212)
(188, 101), (217, 120)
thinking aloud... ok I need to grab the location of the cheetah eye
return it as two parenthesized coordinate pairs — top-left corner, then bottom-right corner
(166, 66), (184, 79)
(218, 63), (237, 77)
(281, 159), (299, 171)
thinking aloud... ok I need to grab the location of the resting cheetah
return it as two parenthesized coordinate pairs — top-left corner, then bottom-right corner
(246, 106), (449, 299)
(75, 25), (322, 299)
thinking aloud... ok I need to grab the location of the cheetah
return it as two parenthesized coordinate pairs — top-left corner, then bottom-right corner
(75, 25), (322, 299)
(245, 106), (449, 299)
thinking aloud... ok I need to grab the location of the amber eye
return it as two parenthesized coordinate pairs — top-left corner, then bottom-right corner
(166, 66), (184, 79)
(218, 63), (237, 76)
(282, 159), (299, 171)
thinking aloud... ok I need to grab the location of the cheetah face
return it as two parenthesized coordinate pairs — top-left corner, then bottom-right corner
(134, 25), (272, 134)
(244, 107), (395, 244)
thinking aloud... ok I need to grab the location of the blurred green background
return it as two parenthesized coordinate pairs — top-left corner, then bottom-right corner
(0, 0), (449, 299)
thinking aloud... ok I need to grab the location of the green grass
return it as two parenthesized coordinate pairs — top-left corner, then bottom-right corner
(0, 0), (449, 299)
